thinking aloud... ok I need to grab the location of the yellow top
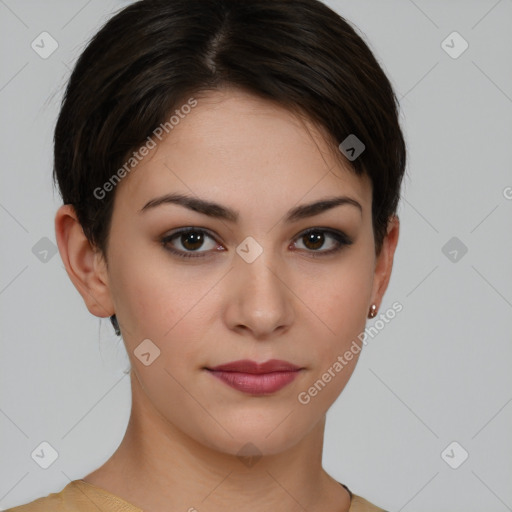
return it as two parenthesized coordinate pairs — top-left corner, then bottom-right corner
(5, 480), (387, 512)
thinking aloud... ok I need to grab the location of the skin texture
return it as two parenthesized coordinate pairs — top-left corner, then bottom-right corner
(55, 86), (399, 512)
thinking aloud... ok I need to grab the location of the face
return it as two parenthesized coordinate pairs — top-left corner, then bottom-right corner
(73, 87), (397, 457)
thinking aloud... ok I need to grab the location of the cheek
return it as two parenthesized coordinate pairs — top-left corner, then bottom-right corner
(109, 248), (218, 359)
(295, 252), (374, 395)
(301, 255), (373, 337)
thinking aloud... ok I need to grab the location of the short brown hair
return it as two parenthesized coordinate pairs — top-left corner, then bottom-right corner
(53, 0), (407, 257)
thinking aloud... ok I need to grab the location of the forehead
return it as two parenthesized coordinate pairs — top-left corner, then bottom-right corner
(114, 87), (371, 217)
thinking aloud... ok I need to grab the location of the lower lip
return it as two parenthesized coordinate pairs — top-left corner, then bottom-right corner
(206, 369), (301, 394)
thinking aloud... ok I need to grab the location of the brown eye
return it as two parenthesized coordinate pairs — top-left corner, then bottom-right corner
(180, 231), (206, 251)
(302, 231), (325, 250)
(293, 228), (353, 256)
(161, 226), (352, 261)
(161, 228), (220, 258)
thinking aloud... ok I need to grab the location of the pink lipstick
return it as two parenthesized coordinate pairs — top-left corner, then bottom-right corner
(205, 359), (303, 395)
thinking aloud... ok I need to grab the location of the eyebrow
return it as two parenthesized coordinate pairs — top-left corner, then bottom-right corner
(139, 192), (362, 223)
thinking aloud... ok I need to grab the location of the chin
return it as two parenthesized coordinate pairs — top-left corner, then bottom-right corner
(205, 434), (302, 460)
(191, 415), (315, 459)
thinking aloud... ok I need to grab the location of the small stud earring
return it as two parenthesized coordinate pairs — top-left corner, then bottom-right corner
(110, 314), (121, 336)
(368, 304), (377, 319)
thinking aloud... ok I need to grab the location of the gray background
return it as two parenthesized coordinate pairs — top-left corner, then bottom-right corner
(1, 1), (511, 511)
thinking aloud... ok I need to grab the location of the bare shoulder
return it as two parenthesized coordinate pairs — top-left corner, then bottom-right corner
(350, 493), (389, 512)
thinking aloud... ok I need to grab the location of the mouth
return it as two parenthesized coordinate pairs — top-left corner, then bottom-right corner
(204, 359), (304, 395)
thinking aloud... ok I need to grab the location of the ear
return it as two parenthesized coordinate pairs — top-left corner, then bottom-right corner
(54, 204), (114, 318)
(369, 215), (400, 311)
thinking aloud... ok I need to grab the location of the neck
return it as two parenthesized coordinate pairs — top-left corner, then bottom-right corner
(82, 371), (351, 512)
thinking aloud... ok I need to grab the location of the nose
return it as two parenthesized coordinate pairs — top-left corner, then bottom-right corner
(223, 248), (295, 340)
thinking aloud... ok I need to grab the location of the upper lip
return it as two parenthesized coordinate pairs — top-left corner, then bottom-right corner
(206, 359), (302, 374)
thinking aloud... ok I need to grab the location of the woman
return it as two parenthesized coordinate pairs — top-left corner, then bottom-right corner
(6, 0), (405, 510)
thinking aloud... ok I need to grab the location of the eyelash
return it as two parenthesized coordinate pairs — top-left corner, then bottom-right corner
(160, 227), (353, 260)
